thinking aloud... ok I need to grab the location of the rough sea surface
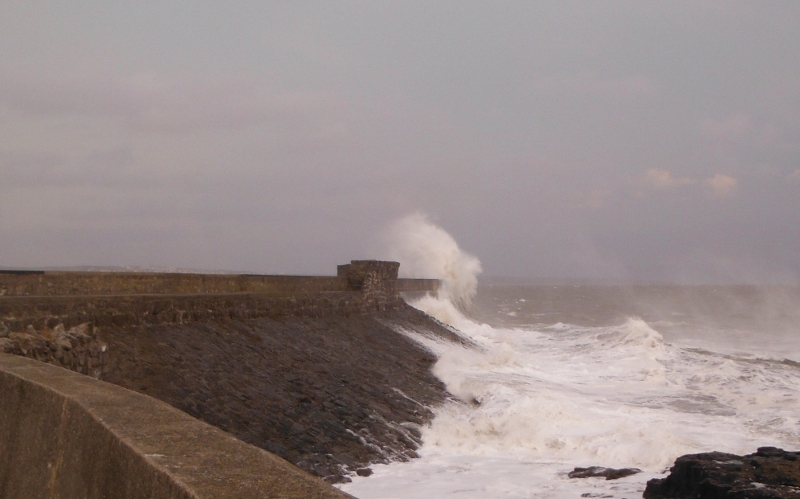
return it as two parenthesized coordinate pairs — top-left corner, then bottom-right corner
(339, 283), (800, 499)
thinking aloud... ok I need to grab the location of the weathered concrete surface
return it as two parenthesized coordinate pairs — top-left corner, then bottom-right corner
(0, 353), (353, 499)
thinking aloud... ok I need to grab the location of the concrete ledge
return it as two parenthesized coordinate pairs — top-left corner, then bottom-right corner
(0, 353), (352, 499)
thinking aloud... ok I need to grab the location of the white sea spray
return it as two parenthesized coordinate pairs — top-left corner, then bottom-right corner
(341, 218), (800, 499)
(383, 212), (482, 311)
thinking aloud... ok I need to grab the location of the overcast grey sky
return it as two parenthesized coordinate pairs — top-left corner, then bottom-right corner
(1, 1), (799, 283)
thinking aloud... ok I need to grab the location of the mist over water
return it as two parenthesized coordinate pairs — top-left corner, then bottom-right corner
(342, 216), (800, 499)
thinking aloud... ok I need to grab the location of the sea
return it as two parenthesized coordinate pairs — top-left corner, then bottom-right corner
(337, 215), (800, 499)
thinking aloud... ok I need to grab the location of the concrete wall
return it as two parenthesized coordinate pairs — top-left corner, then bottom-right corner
(0, 353), (352, 499)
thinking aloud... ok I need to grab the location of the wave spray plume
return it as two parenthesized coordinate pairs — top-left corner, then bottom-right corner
(383, 213), (482, 314)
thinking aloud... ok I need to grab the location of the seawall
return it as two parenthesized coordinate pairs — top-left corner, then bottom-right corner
(0, 261), (455, 495)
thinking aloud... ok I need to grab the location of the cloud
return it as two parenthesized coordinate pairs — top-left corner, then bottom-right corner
(698, 114), (752, 141)
(643, 169), (739, 199)
(583, 188), (612, 209)
(0, 70), (347, 135)
(644, 169), (695, 189)
(0, 147), (150, 189)
(705, 173), (738, 198)
(569, 75), (656, 97)
(532, 75), (656, 98)
(789, 169), (800, 180)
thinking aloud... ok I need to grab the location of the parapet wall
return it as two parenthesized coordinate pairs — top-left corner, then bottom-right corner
(0, 271), (346, 297)
(0, 353), (351, 499)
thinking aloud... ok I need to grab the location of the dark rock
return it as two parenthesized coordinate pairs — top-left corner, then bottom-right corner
(356, 468), (373, 477)
(568, 466), (642, 480)
(644, 447), (800, 499)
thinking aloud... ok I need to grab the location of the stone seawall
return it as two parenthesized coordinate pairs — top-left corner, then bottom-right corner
(98, 306), (463, 482)
(0, 263), (439, 299)
(0, 260), (439, 336)
(0, 261), (441, 384)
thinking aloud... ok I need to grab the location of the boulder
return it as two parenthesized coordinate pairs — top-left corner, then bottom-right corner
(644, 447), (800, 499)
(568, 466), (641, 480)
(2, 322), (107, 378)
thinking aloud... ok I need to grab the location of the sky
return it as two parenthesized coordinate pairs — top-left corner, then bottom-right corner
(1, 1), (799, 283)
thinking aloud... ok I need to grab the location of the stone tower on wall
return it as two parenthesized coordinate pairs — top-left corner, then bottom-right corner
(337, 260), (401, 311)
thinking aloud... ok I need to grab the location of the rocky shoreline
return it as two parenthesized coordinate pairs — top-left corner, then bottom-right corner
(645, 447), (800, 499)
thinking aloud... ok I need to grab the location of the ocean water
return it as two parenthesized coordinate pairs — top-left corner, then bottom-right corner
(338, 214), (800, 499)
(339, 284), (800, 499)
